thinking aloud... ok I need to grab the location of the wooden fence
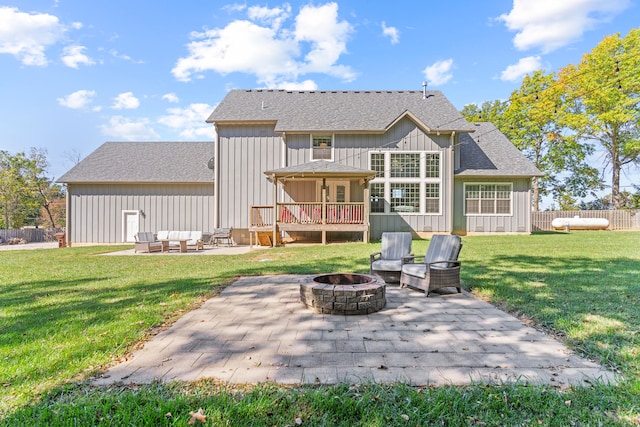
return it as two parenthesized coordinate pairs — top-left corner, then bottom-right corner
(0, 228), (65, 243)
(532, 210), (640, 231)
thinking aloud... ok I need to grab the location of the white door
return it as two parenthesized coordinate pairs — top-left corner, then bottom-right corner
(318, 181), (350, 202)
(122, 210), (140, 243)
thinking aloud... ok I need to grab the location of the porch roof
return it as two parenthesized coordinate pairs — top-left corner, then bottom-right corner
(264, 160), (376, 179)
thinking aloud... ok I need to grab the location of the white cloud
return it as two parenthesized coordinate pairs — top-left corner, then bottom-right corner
(109, 49), (144, 64)
(172, 2), (355, 87)
(57, 89), (96, 109)
(112, 92), (140, 110)
(0, 6), (67, 66)
(498, 0), (630, 53)
(61, 45), (94, 68)
(500, 56), (543, 81)
(247, 4), (291, 30)
(423, 59), (454, 86)
(381, 22), (399, 44)
(276, 80), (318, 91)
(100, 116), (159, 140)
(162, 93), (180, 103)
(293, 3), (354, 78)
(157, 103), (213, 139)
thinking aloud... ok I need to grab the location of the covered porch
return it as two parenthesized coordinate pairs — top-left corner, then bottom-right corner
(249, 161), (376, 246)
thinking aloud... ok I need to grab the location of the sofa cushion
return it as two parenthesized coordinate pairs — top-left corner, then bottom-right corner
(156, 230), (169, 240)
(401, 263), (427, 279)
(371, 259), (403, 272)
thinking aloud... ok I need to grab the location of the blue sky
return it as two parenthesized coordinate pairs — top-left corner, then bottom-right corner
(1, 0), (638, 195)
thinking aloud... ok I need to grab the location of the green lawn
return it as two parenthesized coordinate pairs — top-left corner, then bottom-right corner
(1, 232), (639, 425)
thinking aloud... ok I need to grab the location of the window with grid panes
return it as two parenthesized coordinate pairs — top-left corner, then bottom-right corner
(425, 153), (440, 178)
(391, 183), (420, 212)
(390, 153), (420, 178)
(311, 135), (332, 160)
(425, 183), (440, 213)
(369, 151), (441, 214)
(465, 184), (512, 215)
(370, 153), (385, 178)
(369, 182), (385, 213)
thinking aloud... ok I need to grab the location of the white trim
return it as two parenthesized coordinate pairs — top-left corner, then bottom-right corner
(463, 182), (514, 216)
(310, 134), (334, 161)
(317, 180), (350, 202)
(368, 151), (442, 215)
(121, 210), (140, 243)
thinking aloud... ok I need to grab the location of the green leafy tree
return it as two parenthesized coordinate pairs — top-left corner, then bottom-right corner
(25, 148), (65, 228)
(559, 28), (640, 209)
(461, 100), (512, 137)
(0, 149), (62, 229)
(506, 70), (601, 211)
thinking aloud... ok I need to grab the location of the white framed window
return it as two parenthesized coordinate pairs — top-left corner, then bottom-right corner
(464, 183), (513, 215)
(311, 135), (333, 161)
(369, 151), (441, 214)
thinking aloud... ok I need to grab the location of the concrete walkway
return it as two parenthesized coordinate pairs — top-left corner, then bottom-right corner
(94, 275), (616, 388)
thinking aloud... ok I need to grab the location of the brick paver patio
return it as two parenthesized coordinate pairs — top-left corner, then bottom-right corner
(94, 275), (616, 388)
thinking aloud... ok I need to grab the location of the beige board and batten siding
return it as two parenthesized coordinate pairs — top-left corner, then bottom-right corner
(452, 178), (532, 235)
(67, 183), (214, 244)
(216, 124), (284, 239)
(285, 116), (455, 240)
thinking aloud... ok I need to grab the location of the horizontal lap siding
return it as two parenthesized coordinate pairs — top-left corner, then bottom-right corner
(68, 183), (214, 244)
(218, 125), (283, 229)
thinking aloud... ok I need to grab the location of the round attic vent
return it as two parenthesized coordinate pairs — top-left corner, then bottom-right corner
(207, 157), (215, 171)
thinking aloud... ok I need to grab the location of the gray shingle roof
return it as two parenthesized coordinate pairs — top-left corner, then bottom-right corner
(57, 142), (215, 183)
(207, 89), (475, 133)
(456, 122), (543, 177)
(265, 160), (376, 178)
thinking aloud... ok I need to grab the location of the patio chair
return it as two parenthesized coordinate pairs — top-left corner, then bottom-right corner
(369, 232), (413, 283)
(400, 234), (462, 297)
(210, 228), (234, 247)
(134, 231), (163, 253)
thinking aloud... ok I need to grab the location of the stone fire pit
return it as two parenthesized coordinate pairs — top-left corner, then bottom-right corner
(300, 273), (386, 315)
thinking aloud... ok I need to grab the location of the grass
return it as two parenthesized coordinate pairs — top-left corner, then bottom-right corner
(0, 232), (639, 425)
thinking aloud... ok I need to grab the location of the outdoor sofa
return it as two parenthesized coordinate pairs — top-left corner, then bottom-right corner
(134, 231), (163, 253)
(156, 230), (204, 252)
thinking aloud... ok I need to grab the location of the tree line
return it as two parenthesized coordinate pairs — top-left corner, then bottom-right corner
(461, 28), (639, 211)
(0, 148), (65, 229)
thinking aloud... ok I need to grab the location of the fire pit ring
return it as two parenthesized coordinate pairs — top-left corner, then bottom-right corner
(300, 273), (386, 315)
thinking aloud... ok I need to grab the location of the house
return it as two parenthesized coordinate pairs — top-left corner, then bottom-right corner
(57, 142), (215, 245)
(58, 89), (542, 247)
(207, 89), (542, 245)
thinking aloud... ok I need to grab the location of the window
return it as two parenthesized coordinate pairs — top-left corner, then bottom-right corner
(391, 183), (420, 212)
(390, 153), (420, 178)
(312, 135), (332, 160)
(370, 183), (385, 213)
(371, 153), (385, 178)
(425, 183), (440, 213)
(465, 184), (512, 215)
(369, 151), (441, 214)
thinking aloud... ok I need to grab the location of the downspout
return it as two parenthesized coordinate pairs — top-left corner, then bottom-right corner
(65, 183), (70, 247)
(213, 123), (220, 229)
(449, 131), (455, 234)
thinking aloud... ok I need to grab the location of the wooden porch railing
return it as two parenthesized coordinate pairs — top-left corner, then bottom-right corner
(250, 202), (366, 227)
